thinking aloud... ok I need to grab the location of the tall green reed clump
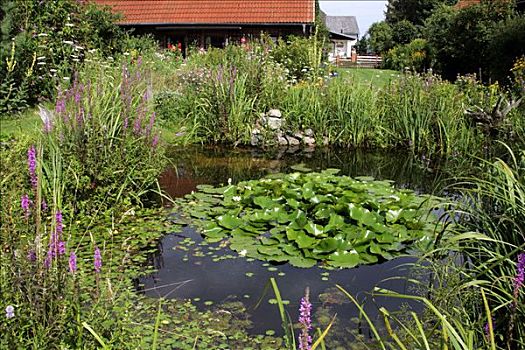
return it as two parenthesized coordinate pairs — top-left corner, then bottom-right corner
(155, 44), (288, 143)
(379, 72), (481, 157)
(452, 147), (525, 348)
(282, 76), (381, 148)
(48, 56), (165, 214)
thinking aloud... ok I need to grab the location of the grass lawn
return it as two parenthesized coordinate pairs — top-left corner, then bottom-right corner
(335, 68), (401, 88)
(0, 108), (41, 139)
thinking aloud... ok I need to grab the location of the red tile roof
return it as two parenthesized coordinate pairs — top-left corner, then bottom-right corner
(93, 0), (315, 25)
(455, 0), (481, 9)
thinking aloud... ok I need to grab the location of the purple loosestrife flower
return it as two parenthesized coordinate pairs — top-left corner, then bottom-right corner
(44, 249), (52, 269)
(69, 251), (77, 273)
(514, 252), (525, 299)
(21, 194), (31, 218)
(27, 249), (36, 262)
(27, 146), (38, 189)
(41, 199), (48, 212)
(55, 210), (63, 235)
(298, 288), (312, 350)
(152, 134), (159, 148)
(58, 241), (66, 256)
(145, 112), (155, 136)
(94, 247), (102, 273)
(5, 305), (14, 319)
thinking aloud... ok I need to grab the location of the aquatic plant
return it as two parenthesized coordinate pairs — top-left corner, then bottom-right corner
(177, 168), (447, 268)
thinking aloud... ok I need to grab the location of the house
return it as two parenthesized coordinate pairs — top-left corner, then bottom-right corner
(455, 0), (523, 10)
(320, 12), (359, 61)
(93, 0), (315, 53)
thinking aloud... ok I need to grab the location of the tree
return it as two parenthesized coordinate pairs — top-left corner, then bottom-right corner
(368, 21), (394, 54)
(392, 20), (419, 45)
(488, 15), (525, 84)
(386, 0), (456, 26)
(424, 1), (516, 81)
(355, 36), (369, 55)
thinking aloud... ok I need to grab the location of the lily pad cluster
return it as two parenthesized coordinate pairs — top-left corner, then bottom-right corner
(176, 169), (446, 268)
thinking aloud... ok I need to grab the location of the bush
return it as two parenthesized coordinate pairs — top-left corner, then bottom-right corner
(270, 35), (326, 82)
(43, 56), (165, 215)
(0, 0), (127, 115)
(155, 44), (288, 143)
(383, 38), (431, 72)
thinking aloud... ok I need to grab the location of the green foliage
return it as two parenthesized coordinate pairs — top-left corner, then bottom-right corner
(385, 0), (457, 26)
(391, 20), (419, 45)
(423, 1), (516, 81)
(0, 0), (126, 115)
(488, 15), (525, 84)
(155, 44), (288, 143)
(271, 35), (327, 82)
(383, 38), (431, 72)
(45, 57), (165, 215)
(368, 22), (394, 54)
(176, 169), (446, 268)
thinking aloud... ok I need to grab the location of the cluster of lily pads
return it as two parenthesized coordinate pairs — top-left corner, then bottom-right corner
(175, 169), (446, 268)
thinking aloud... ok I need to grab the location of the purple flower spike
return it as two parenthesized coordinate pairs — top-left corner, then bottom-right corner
(152, 134), (159, 148)
(69, 251), (77, 273)
(44, 249), (53, 269)
(146, 112), (155, 136)
(55, 210), (63, 235)
(94, 247), (102, 273)
(298, 288), (312, 350)
(27, 146), (38, 188)
(21, 194), (31, 218)
(58, 241), (66, 256)
(27, 249), (36, 262)
(514, 252), (525, 299)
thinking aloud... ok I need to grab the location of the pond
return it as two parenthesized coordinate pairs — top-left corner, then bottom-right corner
(139, 146), (449, 344)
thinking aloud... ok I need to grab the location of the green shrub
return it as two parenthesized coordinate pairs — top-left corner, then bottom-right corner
(383, 39), (431, 72)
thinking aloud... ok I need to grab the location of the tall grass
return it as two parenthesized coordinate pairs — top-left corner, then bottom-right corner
(152, 42), (521, 159)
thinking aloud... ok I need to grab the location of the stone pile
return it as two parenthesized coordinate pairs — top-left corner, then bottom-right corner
(251, 109), (327, 148)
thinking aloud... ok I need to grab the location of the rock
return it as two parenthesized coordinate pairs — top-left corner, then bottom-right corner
(268, 109), (282, 118)
(263, 117), (282, 130)
(293, 131), (305, 140)
(251, 134), (261, 146)
(277, 135), (288, 146)
(303, 136), (315, 146)
(252, 127), (261, 135)
(285, 135), (300, 146)
(304, 128), (314, 137)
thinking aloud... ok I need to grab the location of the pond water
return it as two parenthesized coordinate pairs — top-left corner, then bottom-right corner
(140, 146), (448, 343)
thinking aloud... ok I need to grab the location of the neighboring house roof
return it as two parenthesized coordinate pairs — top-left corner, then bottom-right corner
(322, 13), (359, 39)
(92, 0), (315, 25)
(455, 0), (481, 9)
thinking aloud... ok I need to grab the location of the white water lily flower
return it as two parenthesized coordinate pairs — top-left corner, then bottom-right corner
(232, 196), (241, 202)
(239, 250), (247, 257)
(228, 178), (232, 185)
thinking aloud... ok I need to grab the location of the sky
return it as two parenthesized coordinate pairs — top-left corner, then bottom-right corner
(319, 1), (388, 37)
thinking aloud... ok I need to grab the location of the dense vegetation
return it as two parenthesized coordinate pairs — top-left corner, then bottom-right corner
(1, 0), (524, 349)
(364, 0), (525, 82)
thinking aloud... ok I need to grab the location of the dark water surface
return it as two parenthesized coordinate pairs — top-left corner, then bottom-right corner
(141, 146), (447, 342)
